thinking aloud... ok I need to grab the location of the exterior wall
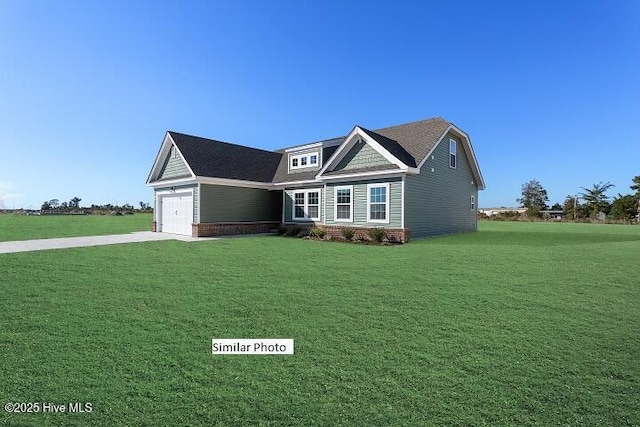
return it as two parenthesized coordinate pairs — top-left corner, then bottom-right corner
(333, 140), (391, 172)
(199, 184), (281, 223)
(405, 132), (479, 238)
(193, 222), (280, 237)
(158, 150), (191, 180)
(325, 177), (402, 228)
(283, 186), (324, 223)
(153, 184), (198, 225)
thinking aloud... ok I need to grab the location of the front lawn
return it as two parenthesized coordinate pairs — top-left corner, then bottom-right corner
(0, 221), (638, 425)
(0, 213), (153, 242)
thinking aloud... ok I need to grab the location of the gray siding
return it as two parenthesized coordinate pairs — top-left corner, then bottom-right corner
(158, 148), (191, 180)
(283, 186), (324, 223)
(199, 184), (280, 223)
(333, 140), (391, 172)
(325, 178), (402, 228)
(405, 133), (479, 238)
(154, 184), (198, 223)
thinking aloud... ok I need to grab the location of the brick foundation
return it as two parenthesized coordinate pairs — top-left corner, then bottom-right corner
(320, 225), (410, 243)
(192, 222), (280, 237)
(151, 221), (157, 232)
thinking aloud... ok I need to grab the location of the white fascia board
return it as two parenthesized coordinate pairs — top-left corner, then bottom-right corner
(146, 133), (196, 184)
(196, 177), (272, 190)
(147, 177), (197, 188)
(316, 126), (409, 179)
(317, 170), (405, 182)
(416, 124), (486, 190)
(271, 179), (320, 187)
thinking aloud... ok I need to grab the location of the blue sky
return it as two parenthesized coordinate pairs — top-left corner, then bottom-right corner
(1, 0), (638, 209)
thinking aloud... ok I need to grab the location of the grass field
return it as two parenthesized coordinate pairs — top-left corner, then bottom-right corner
(1, 221), (639, 426)
(0, 213), (153, 242)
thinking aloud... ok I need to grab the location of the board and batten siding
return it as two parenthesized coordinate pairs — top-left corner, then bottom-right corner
(283, 187), (324, 223)
(158, 149), (191, 180)
(332, 140), (391, 172)
(154, 184), (198, 223)
(325, 178), (402, 228)
(405, 133), (479, 238)
(199, 184), (280, 223)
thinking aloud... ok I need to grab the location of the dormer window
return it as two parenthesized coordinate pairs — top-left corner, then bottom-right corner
(290, 151), (320, 170)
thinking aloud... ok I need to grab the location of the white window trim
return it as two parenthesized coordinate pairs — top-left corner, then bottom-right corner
(367, 183), (390, 223)
(334, 185), (353, 222)
(449, 138), (457, 169)
(290, 151), (320, 170)
(292, 188), (321, 221)
(471, 195), (476, 211)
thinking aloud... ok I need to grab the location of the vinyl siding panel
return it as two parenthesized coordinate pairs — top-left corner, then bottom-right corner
(283, 186), (324, 223)
(405, 133), (479, 238)
(333, 140), (391, 172)
(325, 178), (402, 228)
(158, 150), (191, 180)
(199, 184), (280, 223)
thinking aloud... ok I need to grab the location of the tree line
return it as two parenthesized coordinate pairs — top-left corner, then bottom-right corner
(40, 197), (152, 213)
(516, 175), (640, 221)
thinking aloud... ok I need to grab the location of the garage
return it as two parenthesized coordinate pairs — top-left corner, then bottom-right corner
(159, 192), (193, 235)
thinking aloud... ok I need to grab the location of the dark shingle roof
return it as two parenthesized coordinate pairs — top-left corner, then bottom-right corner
(373, 117), (451, 166)
(159, 118), (456, 183)
(168, 132), (282, 182)
(358, 127), (416, 168)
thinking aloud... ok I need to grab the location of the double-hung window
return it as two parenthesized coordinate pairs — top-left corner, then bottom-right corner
(334, 186), (353, 222)
(292, 189), (320, 221)
(449, 139), (457, 169)
(367, 183), (389, 223)
(471, 195), (476, 211)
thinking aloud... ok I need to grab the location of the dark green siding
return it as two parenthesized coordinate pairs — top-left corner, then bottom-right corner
(158, 148), (191, 180)
(199, 184), (281, 223)
(325, 178), (402, 228)
(283, 187), (324, 223)
(405, 133), (479, 238)
(333, 140), (391, 172)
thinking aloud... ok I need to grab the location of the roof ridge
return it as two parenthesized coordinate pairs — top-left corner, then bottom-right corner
(373, 116), (450, 133)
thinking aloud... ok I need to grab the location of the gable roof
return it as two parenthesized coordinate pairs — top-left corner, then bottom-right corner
(167, 131), (282, 183)
(358, 127), (416, 168)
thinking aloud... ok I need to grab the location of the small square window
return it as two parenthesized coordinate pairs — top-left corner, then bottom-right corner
(301, 157), (307, 166)
(292, 158), (298, 167)
(310, 155), (317, 165)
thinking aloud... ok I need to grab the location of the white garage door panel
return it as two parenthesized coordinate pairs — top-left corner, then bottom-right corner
(160, 193), (193, 235)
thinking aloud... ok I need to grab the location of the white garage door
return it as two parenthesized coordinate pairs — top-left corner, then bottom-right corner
(160, 193), (193, 235)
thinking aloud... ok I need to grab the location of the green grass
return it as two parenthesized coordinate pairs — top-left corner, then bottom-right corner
(1, 221), (639, 426)
(0, 213), (153, 242)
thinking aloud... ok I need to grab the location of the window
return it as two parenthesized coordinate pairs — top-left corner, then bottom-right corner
(334, 186), (353, 222)
(170, 146), (177, 158)
(471, 195), (476, 211)
(449, 139), (457, 169)
(290, 151), (320, 170)
(292, 189), (321, 221)
(367, 183), (389, 223)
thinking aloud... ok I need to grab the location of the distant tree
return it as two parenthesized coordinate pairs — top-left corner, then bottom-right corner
(70, 197), (82, 209)
(41, 201), (51, 211)
(609, 194), (637, 221)
(60, 201), (68, 210)
(49, 199), (60, 209)
(580, 181), (615, 217)
(550, 203), (562, 210)
(631, 175), (640, 197)
(517, 179), (549, 217)
(562, 195), (589, 220)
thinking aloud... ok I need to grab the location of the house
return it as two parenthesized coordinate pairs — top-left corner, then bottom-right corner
(146, 117), (485, 242)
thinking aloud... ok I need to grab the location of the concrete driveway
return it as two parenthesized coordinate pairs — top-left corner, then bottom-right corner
(0, 231), (216, 254)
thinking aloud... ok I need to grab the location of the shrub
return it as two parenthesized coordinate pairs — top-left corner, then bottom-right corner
(308, 227), (326, 239)
(368, 228), (387, 243)
(276, 224), (287, 235)
(286, 226), (301, 237)
(341, 228), (355, 241)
